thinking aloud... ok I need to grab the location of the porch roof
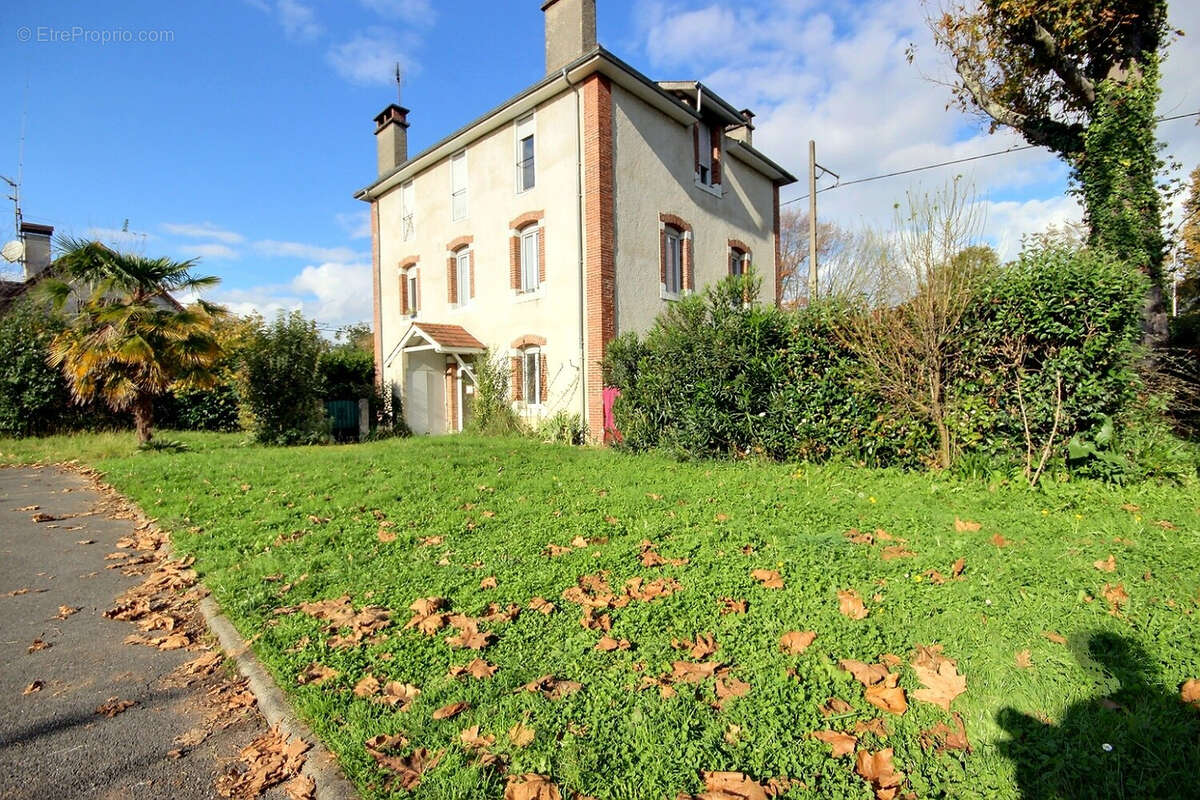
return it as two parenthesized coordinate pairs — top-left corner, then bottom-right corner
(402, 322), (485, 353)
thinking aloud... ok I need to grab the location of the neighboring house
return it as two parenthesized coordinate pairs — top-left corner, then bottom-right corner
(0, 221), (183, 315)
(355, 0), (797, 439)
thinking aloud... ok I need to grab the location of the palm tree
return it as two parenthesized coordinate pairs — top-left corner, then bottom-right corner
(43, 239), (226, 444)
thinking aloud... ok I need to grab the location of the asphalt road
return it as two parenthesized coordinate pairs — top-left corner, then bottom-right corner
(0, 466), (280, 800)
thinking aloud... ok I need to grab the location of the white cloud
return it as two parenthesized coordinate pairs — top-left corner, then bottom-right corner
(161, 221), (246, 244)
(326, 27), (419, 86)
(276, 0), (322, 41)
(180, 243), (240, 260)
(253, 239), (364, 262)
(189, 261), (373, 327)
(633, 0), (1198, 260)
(335, 210), (372, 240)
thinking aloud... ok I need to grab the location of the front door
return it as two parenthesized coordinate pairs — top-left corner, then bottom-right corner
(405, 352), (446, 435)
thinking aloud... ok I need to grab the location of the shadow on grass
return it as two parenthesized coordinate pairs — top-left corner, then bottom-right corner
(997, 631), (1200, 800)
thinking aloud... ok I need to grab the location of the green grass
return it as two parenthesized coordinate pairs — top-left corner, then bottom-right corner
(5, 432), (1199, 799)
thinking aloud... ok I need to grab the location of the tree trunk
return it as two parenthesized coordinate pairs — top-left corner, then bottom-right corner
(133, 393), (154, 445)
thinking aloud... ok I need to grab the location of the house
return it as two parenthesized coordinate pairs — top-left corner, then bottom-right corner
(355, 0), (797, 439)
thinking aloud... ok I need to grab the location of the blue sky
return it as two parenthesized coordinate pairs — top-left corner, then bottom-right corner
(3, 0), (1197, 324)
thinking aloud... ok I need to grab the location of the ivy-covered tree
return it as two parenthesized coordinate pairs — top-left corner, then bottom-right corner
(928, 0), (1171, 336)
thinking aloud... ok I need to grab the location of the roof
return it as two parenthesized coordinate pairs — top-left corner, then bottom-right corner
(355, 45), (796, 200)
(0, 280), (27, 315)
(407, 322), (485, 352)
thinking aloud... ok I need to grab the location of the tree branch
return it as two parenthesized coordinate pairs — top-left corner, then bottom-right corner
(953, 58), (1085, 155)
(1027, 19), (1096, 106)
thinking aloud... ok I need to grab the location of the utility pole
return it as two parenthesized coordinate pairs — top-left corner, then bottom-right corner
(808, 140), (818, 302)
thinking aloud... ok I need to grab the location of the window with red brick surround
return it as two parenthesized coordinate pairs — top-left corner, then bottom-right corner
(659, 213), (694, 295)
(399, 257), (419, 315)
(727, 239), (751, 275)
(446, 236), (474, 305)
(509, 211), (546, 292)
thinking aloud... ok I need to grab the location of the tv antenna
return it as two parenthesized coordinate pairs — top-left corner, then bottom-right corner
(394, 63), (406, 105)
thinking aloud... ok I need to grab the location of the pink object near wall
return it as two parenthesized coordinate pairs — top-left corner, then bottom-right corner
(602, 386), (623, 444)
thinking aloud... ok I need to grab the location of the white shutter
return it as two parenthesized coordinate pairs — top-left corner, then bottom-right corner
(451, 152), (468, 220)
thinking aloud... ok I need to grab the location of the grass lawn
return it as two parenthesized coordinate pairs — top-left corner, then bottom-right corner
(3, 432), (1199, 799)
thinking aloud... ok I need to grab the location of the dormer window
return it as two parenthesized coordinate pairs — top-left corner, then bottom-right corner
(694, 122), (722, 191)
(697, 124), (712, 185)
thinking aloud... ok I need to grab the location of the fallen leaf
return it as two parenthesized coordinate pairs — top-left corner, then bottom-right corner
(845, 528), (875, 545)
(605, 516), (619, 525)
(672, 633), (718, 659)
(880, 545), (917, 560)
(1094, 555), (1117, 573)
(951, 557), (966, 577)
(508, 722), (535, 747)
(1015, 650), (1032, 668)
(23, 681), (44, 695)
(480, 575), (498, 590)
(96, 697), (136, 717)
(595, 635), (631, 652)
(719, 597), (747, 614)
(377, 528), (397, 543)
(529, 596), (556, 615)
(354, 675), (381, 698)
(56, 605), (80, 619)
(283, 774), (316, 800)
(505, 773), (561, 800)
(910, 645), (966, 711)
(296, 663), (338, 686)
(723, 724), (741, 745)
(27, 638), (50, 653)
(854, 718), (889, 738)
(991, 534), (1011, 547)
(751, 569), (784, 589)
(715, 675), (751, 707)
(838, 590), (869, 620)
(446, 619), (494, 650)
(77, 539), (95, 545)
(864, 676), (908, 715)
(812, 730), (857, 757)
(432, 701), (470, 720)
(670, 661), (721, 684)
(840, 659), (890, 686)
(519, 674), (581, 700)
(459, 725), (496, 751)
(820, 697), (853, 716)
(954, 518), (981, 532)
(1155, 520), (1176, 530)
(855, 748), (905, 800)
(779, 631), (817, 655)
(1042, 630), (1067, 645)
(686, 771), (774, 800)
(1102, 583), (1129, 616)
(158, 633), (192, 651)
(379, 681), (420, 709)
(1181, 679), (1199, 707)
(449, 658), (498, 680)
(920, 713), (971, 753)
(365, 739), (440, 792)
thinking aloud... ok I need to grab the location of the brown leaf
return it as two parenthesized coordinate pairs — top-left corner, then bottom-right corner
(377, 528), (397, 543)
(379, 681), (420, 709)
(27, 638), (50, 653)
(1102, 583), (1129, 615)
(1015, 650), (1032, 668)
(296, 662), (338, 686)
(508, 722), (535, 747)
(545, 543), (573, 557)
(670, 661), (721, 684)
(672, 633), (718, 659)
(812, 729), (857, 758)
(779, 631), (816, 655)
(855, 748), (905, 799)
(1093, 555), (1117, 573)
(920, 713), (971, 753)
(691, 771), (774, 800)
(446, 619), (495, 650)
(505, 773), (562, 800)
(433, 701), (470, 720)
(366, 742), (440, 791)
(845, 528), (875, 545)
(519, 674), (581, 700)
(864, 676), (908, 715)
(1042, 630), (1067, 645)
(840, 659), (891, 686)
(751, 569), (784, 589)
(459, 725), (495, 751)
(579, 608), (612, 632)
(96, 697), (136, 717)
(880, 545), (917, 560)
(854, 718), (889, 738)
(714, 675), (751, 706)
(595, 635), (631, 652)
(1180, 679), (1200, 707)
(56, 605), (80, 619)
(353, 674), (381, 698)
(529, 596), (555, 615)
(820, 697), (853, 716)
(449, 658), (498, 680)
(954, 517), (982, 532)
(837, 590), (869, 620)
(23, 681), (44, 695)
(991, 534), (1011, 547)
(283, 774), (316, 800)
(951, 557), (966, 577)
(910, 645), (966, 711)
(480, 575), (498, 590)
(719, 597), (747, 614)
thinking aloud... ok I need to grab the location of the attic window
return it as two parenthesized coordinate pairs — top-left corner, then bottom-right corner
(697, 124), (712, 185)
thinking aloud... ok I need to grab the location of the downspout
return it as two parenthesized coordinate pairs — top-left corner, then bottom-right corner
(563, 65), (588, 427)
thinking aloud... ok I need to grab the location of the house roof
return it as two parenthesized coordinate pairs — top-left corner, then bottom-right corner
(0, 280), (26, 315)
(407, 322), (486, 352)
(355, 45), (797, 201)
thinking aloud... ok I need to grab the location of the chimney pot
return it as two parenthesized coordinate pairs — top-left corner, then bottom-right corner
(19, 222), (53, 281)
(374, 103), (410, 177)
(542, 0), (596, 74)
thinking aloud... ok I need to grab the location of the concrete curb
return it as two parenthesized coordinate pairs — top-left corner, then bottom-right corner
(198, 598), (359, 800)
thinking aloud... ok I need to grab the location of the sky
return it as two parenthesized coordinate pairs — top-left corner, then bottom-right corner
(2, 0), (1197, 327)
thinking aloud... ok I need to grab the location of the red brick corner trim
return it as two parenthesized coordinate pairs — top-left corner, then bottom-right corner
(371, 201), (383, 389)
(583, 73), (615, 443)
(510, 334), (547, 349)
(509, 210), (545, 231)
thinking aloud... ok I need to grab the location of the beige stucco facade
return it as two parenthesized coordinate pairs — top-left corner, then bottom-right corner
(360, 47), (794, 439)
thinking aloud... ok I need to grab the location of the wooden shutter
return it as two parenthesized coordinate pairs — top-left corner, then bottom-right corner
(692, 124), (700, 175)
(510, 356), (523, 402)
(539, 353), (548, 405)
(469, 251), (476, 299)
(684, 236), (694, 291)
(447, 256), (457, 304)
(710, 123), (722, 185)
(659, 229), (668, 286)
(400, 273), (408, 314)
(537, 227), (546, 284)
(510, 235), (521, 290)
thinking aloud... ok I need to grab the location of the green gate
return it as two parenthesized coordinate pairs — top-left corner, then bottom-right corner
(325, 400), (360, 442)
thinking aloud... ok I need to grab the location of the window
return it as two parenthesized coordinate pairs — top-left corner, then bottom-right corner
(729, 247), (747, 276)
(523, 348), (542, 406)
(456, 248), (471, 306)
(516, 115), (535, 192)
(400, 180), (415, 241)
(451, 151), (468, 221)
(520, 227), (540, 292)
(664, 226), (683, 295)
(406, 270), (418, 315)
(697, 124), (712, 185)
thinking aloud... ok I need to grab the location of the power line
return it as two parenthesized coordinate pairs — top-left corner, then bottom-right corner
(781, 110), (1200, 207)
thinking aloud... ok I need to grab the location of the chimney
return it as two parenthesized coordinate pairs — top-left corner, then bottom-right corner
(374, 104), (410, 176)
(542, 0), (597, 74)
(19, 222), (53, 281)
(728, 109), (755, 146)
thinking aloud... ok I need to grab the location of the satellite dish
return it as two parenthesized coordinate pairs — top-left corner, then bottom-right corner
(1, 240), (23, 263)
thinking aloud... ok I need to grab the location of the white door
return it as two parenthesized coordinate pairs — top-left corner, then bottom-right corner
(405, 352), (445, 435)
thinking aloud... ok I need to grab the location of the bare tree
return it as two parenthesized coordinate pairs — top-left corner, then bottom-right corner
(840, 181), (990, 469)
(778, 210), (865, 306)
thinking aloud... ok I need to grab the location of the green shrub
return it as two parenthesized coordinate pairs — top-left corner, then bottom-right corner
(0, 300), (73, 437)
(157, 383), (241, 432)
(466, 349), (523, 436)
(240, 312), (328, 445)
(536, 411), (586, 445)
